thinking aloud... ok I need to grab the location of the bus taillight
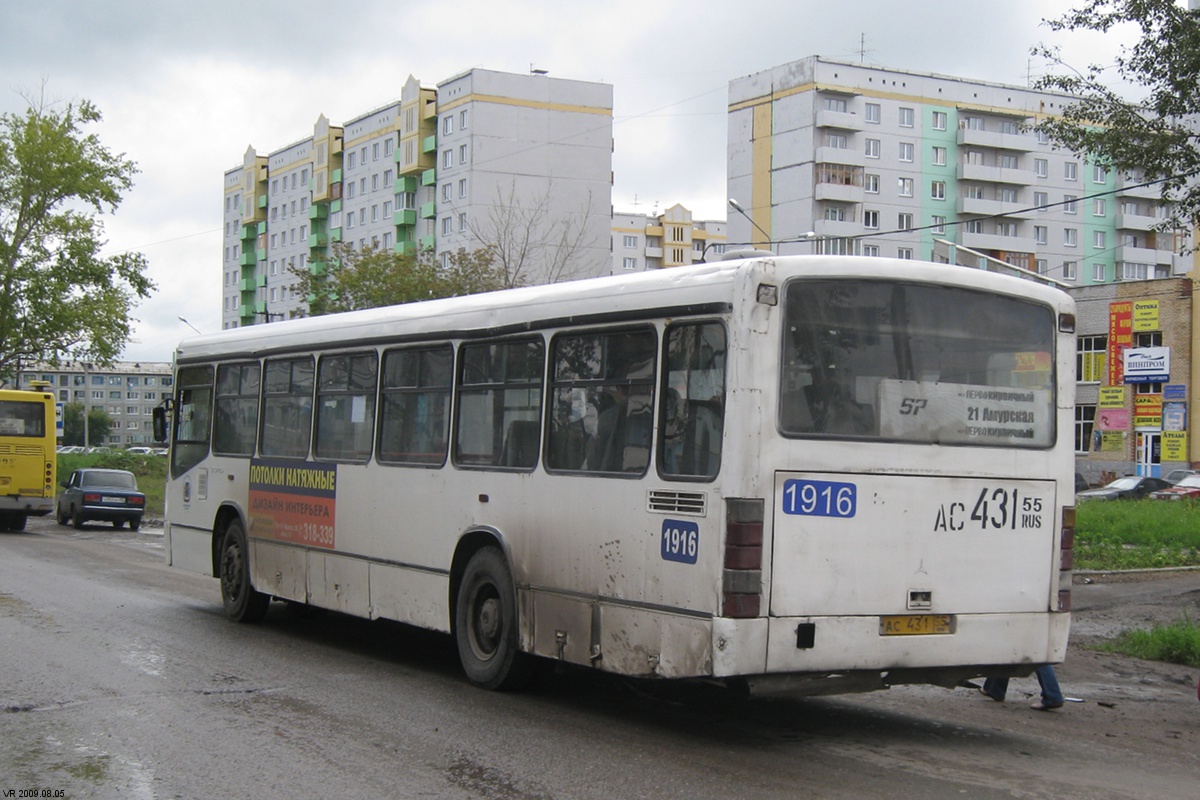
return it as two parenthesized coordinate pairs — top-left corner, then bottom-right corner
(723, 498), (764, 618)
(1058, 506), (1075, 612)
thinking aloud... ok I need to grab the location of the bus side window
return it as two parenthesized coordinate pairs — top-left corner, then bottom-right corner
(660, 322), (726, 480)
(454, 338), (544, 470)
(547, 328), (656, 475)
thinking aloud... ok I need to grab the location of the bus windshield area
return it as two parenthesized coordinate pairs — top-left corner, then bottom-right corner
(781, 279), (1056, 448)
(0, 400), (47, 437)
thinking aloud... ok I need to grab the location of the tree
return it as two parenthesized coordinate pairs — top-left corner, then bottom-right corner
(0, 95), (154, 383)
(61, 402), (112, 447)
(289, 243), (506, 316)
(1032, 0), (1200, 234)
(466, 182), (605, 287)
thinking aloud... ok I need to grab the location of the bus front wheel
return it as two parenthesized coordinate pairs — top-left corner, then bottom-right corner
(455, 547), (533, 690)
(219, 520), (269, 623)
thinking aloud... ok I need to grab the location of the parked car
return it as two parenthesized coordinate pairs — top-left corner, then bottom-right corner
(1149, 474), (1200, 500)
(125, 446), (155, 455)
(1162, 468), (1199, 486)
(56, 445), (85, 454)
(1076, 475), (1170, 501)
(1075, 472), (1089, 492)
(56, 468), (146, 530)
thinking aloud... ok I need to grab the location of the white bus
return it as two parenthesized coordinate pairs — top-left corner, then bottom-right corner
(158, 254), (1075, 694)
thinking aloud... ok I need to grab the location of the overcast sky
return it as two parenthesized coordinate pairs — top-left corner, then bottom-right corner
(0, 0), (1137, 363)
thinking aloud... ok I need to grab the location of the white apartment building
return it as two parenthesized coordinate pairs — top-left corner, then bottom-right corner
(727, 56), (1189, 285)
(15, 361), (173, 446)
(222, 69), (613, 328)
(612, 204), (727, 272)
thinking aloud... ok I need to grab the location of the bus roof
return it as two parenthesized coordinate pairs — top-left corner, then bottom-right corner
(179, 255), (1072, 363)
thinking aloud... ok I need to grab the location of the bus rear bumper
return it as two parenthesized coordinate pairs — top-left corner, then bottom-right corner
(0, 497), (53, 515)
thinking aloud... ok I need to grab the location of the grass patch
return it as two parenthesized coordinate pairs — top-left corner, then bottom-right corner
(1094, 617), (1200, 668)
(1075, 499), (1200, 570)
(56, 452), (168, 517)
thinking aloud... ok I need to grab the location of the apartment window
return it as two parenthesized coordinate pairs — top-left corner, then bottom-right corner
(1075, 405), (1096, 453)
(1093, 263), (1107, 282)
(442, 150), (453, 169)
(863, 244), (880, 256)
(1064, 195), (1077, 214)
(1094, 198), (1106, 217)
(899, 142), (914, 162)
(1094, 230), (1106, 249)
(372, 143), (380, 161)
(347, 182), (356, 199)
(899, 107), (914, 127)
(824, 97), (848, 112)
(442, 217), (452, 235)
(932, 215), (946, 234)
(865, 102), (881, 123)
(1035, 259), (1048, 275)
(965, 150), (984, 165)
(864, 174), (880, 193)
(443, 116), (454, 135)
(623, 235), (638, 248)
(898, 178), (913, 197)
(442, 184), (452, 202)
(897, 248), (914, 259)
(1065, 162), (1078, 180)
(459, 212), (468, 232)
(824, 206), (846, 222)
(898, 212), (914, 230)
(932, 111), (947, 130)
(1034, 191), (1048, 211)
(623, 257), (638, 270)
(458, 178), (467, 198)
(1063, 261), (1077, 281)
(460, 109), (468, 129)
(1034, 225), (1048, 245)
(931, 180), (945, 200)
(865, 138), (880, 158)
(825, 132), (847, 149)
(1036, 129), (1050, 144)
(372, 174), (380, 192)
(1064, 228), (1078, 247)
(1093, 164), (1107, 183)
(384, 139), (394, 156)
(999, 120), (1019, 135)
(1035, 158), (1048, 178)
(997, 221), (1017, 237)
(459, 145), (468, 164)
(999, 187), (1018, 203)
(963, 116), (984, 130)
(347, 152), (356, 170)
(966, 219), (985, 234)
(932, 146), (946, 166)
(1000, 154), (1018, 169)
(965, 185), (984, 199)
(864, 210), (879, 229)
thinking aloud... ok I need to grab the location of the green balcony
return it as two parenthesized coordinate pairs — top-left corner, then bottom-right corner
(308, 232), (328, 248)
(238, 277), (256, 292)
(393, 209), (417, 226)
(330, 199), (341, 214)
(421, 168), (436, 186)
(422, 135), (437, 154)
(255, 248), (266, 262)
(256, 274), (267, 288)
(238, 250), (256, 267)
(309, 261), (327, 276)
(241, 223), (257, 240)
(257, 221), (268, 235)
(330, 227), (342, 243)
(420, 201), (436, 219)
(420, 234), (436, 250)
(331, 168), (342, 183)
(394, 239), (416, 256)
(238, 305), (256, 321)
(395, 174), (418, 193)
(257, 194), (268, 209)
(308, 203), (328, 219)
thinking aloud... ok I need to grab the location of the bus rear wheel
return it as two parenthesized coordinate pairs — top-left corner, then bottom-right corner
(455, 547), (533, 690)
(219, 519), (269, 623)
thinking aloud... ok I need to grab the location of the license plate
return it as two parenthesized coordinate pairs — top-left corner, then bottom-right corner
(879, 614), (954, 636)
(101, 496), (126, 504)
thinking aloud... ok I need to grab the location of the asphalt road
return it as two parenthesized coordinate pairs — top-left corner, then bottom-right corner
(2, 517), (1197, 800)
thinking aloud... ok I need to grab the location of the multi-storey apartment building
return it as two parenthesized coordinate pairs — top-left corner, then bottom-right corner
(727, 56), (1189, 284)
(611, 203), (727, 272)
(14, 361), (173, 446)
(222, 69), (613, 328)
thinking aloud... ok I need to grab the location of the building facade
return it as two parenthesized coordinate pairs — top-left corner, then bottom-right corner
(727, 56), (1190, 282)
(222, 69), (613, 328)
(14, 362), (173, 446)
(611, 203), (727, 272)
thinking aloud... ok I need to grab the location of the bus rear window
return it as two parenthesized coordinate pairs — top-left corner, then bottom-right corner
(781, 279), (1056, 448)
(0, 401), (46, 437)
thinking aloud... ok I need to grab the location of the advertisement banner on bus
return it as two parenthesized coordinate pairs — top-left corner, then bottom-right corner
(248, 458), (337, 548)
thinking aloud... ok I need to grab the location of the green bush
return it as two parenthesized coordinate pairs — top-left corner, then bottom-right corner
(56, 452), (167, 517)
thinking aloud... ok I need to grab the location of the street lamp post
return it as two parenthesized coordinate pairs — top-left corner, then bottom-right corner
(728, 198), (773, 250)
